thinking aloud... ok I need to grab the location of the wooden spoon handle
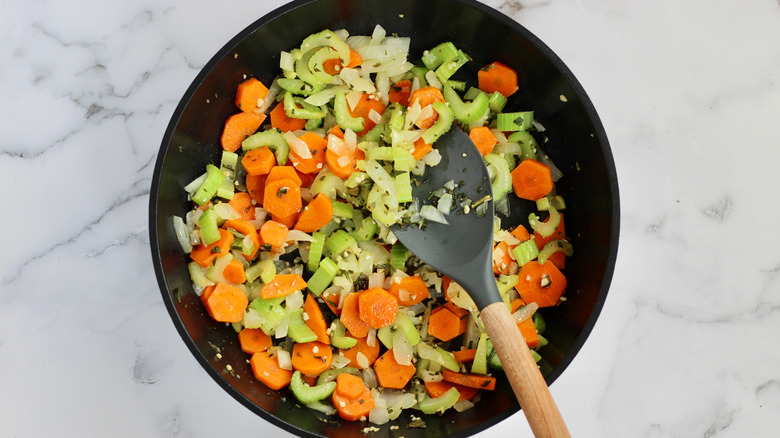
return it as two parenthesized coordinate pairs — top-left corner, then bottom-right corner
(481, 302), (571, 438)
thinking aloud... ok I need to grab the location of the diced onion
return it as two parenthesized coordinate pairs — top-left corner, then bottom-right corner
(513, 302), (539, 322)
(366, 328), (377, 348)
(275, 317), (289, 339)
(437, 193), (453, 214)
(392, 330), (413, 366)
(213, 203), (241, 221)
(283, 131), (312, 159)
(362, 367), (378, 388)
(343, 128), (358, 152)
(424, 70), (442, 90)
(331, 354), (351, 369)
(454, 399), (475, 412)
(172, 216), (193, 253)
(419, 205), (449, 225)
(368, 108), (383, 125)
(346, 89), (363, 110)
(258, 79), (280, 114)
(370, 24), (386, 46)
(419, 370), (443, 383)
(368, 271), (385, 289)
(415, 105), (434, 128)
(276, 349), (293, 370)
(327, 134), (348, 156)
(286, 230), (315, 242)
(285, 291), (304, 312)
(184, 172), (207, 194)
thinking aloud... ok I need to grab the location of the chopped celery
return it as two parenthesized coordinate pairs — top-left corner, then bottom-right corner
(528, 206), (560, 237)
(277, 77), (323, 96)
(188, 262), (214, 288)
(496, 111), (534, 132)
(307, 46), (338, 84)
(512, 239), (540, 267)
(198, 207), (220, 245)
(295, 48), (324, 87)
(422, 42), (460, 70)
(377, 325), (394, 349)
(419, 387), (460, 414)
(496, 274), (519, 308)
(488, 91), (508, 113)
(246, 259), (276, 284)
(390, 243), (408, 271)
(435, 49), (470, 83)
(248, 296), (287, 335)
(316, 367), (361, 385)
(533, 312), (546, 335)
(446, 80), (466, 92)
(242, 129), (290, 165)
(396, 311), (421, 346)
(486, 340), (503, 370)
(217, 151), (238, 200)
(307, 257), (340, 296)
(420, 101), (454, 145)
(330, 319), (358, 349)
(484, 153), (512, 201)
(435, 346), (460, 372)
(471, 333), (488, 375)
(409, 66), (429, 87)
(442, 83), (489, 125)
(299, 29), (351, 67)
(353, 216), (378, 241)
(395, 172), (413, 204)
(507, 131), (539, 160)
(325, 229), (356, 255)
(536, 196), (551, 211)
(305, 116), (324, 131)
(332, 201), (354, 219)
(287, 308), (318, 343)
(307, 231), (327, 272)
(290, 371), (336, 405)
(385, 103), (405, 131)
(537, 334), (549, 349)
(192, 164), (225, 206)
(283, 91), (327, 119)
(463, 86), (484, 101)
(334, 91), (364, 132)
(361, 123), (388, 142)
(538, 240), (573, 265)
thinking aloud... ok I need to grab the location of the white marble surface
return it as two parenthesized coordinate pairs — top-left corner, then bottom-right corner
(2, 0), (780, 436)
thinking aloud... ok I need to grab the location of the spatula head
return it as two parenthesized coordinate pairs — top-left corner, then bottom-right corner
(391, 128), (500, 309)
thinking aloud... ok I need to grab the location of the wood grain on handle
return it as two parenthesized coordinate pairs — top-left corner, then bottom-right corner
(481, 302), (571, 438)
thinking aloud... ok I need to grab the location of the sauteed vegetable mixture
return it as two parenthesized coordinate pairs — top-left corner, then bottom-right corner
(173, 25), (572, 424)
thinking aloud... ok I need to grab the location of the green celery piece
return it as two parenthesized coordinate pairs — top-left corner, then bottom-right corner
(277, 78), (323, 96)
(290, 371), (336, 405)
(307, 46), (338, 84)
(484, 153), (512, 201)
(419, 388), (460, 415)
(486, 340), (503, 370)
(395, 311), (420, 346)
(316, 367), (361, 386)
(299, 29), (351, 66)
(538, 240), (573, 265)
(333, 91), (364, 133)
(288, 308), (318, 343)
(507, 131), (539, 160)
(192, 164), (225, 206)
(305, 116), (324, 131)
(420, 101), (454, 145)
(377, 325), (394, 349)
(496, 111), (534, 132)
(512, 239), (540, 267)
(435, 346), (460, 372)
(536, 334), (549, 349)
(307, 231), (327, 272)
(415, 357), (431, 379)
(329, 319), (358, 349)
(471, 333), (488, 375)
(325, 229), (356, 255)
(536, 196), (552, 211)
(242, 129), (290, 165)
(434, 50), (470, 83)
(395, 172), (413, 204)
(217, 151), (237, 200)
(385, 103), (405, 131)
(353, 216), (378, 242)
(198, 207), (221, 245)
(307, 257), (340, 296)
(488, 91), (508, 113)
(331, 201), (354, 219)
(533, 312), (546, 335)
(446, 80), (466, 92)
(421, 42), (460, 70)
(295, 48), (324, 87)
(361, 123), (388, 142)
(442, 83), (490, 125)
(245, 259), (276, 284)
(409, 66), (429, 87)
(248, 296), (286, 335)
(463, 86), (483, 101)
(283, 91), (327, 119)
(188, 262), (213, 288)
(389, 243), (408, 271)
(528, 206), (561, 237)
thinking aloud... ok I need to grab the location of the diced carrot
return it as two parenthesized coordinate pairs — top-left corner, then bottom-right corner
(511, 158), (553, 201)
(303, 293), (330, 345)
(424, 380), (480, 401)
(221, 112), (266, 153)
(325, 145), (365, 180)
(469, 126), (498, 156)
(442, 275), (453, 302)
(533, 214), (566, 270)
(259, 220), (289, 250)
(271, 212), (299, 229)
(339, 333), (380, 370)
(409, 87), (445, 129)
(322, 57), (342, 76)
(266, 165), (303, 186)
(335, 373), (366, 399)
(190, 229), (234, 267)
(441, 369), (497, 391)
(201, 282), (248, 323)
(453, 348), (478, 363)
(269, 101), (306, 132)
(250, 350), (293, 390)
(477, 61), (519, 98)
(443, 301), (469, 319)
(427, 305), (467, 342)
(245, 174), (267, 205)
(348, 92), (386, 137)
(235, 77), (269, 112)
(260, 274), (307, 299)
(263, 177), (302, 218)
(290, 132), (328, 174)
(332, 373), (374, 421)
(322, 291), (342, 316)
(223, 218), (260, 260)
(238, 328), (272, 354)
(387, 275), (430, 306)
(223, 259), (247, 284)
(292, 341), (333, 375)
(388, 79), (412, 106)
(492, 241), (516, 275)
(242, 147), (276, 176)
(511, 224), (531, 242)
(339, 292), (371, 338)
(412, 137), (433, 160)
(517, 317), (540, 348)
(373, 349), (416, 389)
(293, 193), (333, 233)
(228, 192), (256, 222)
(358, 287), (398, 329)
(514, 260), (567, 307)
(346, 48), (363, 68)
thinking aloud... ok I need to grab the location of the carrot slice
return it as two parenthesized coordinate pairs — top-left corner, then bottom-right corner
(424, 380), (480, 401)
(388, 79), (412, 106)
(293, 193), (333, 233)
(269, 101), (306, 132)
(387, 275), (430, 306)
(260, 274), (307, 299)
(517, 317), (540, 348)
(332, 374), (374, 421)
(235, 77), (269, 112)
(242, 147), (277, 176)
(453, 348), (478, 363)
(325, 145), (365, 180)
(409, 87), (445, 129)
(469, 126), (498, 156)
(259, 220), (289, 250)
(427, 305), (467, 342)
(263, 177), (302, 218)
(340, 333), (380, 370)
(238, 328), (272, 354)
(412, 137), (433, 160)
(245, 174), (267, 205)
(339, 292), (371, 338)
(478, 61), (519, 98)
(228, 192), (256, 222)
(303, 293), (330, 345)
(266, 165), (303, 186)
(349, 92), (386, 136)
(321, 290), (342, 316)
(335, 373), (365, 399)
(373, 349), (416, 389)
(271, 212), (300, 229)
(511, 224), (531, 242)
(358, 287), (398, 329)
(492, 240), (516, 275)
(190, 228), (234, 267)
(201, 282), (248, 323)
(221, 112), (266, 153)
(441, 369), (496, 391)
(223, 218), (260, 260)
(346, 48), (363, 68)
(514, 260), (567, 307)
(223, 259), (247, 284)
(511, 158), (553, 201)
(292, 341), (333, 375)
(290, 132), (328, 174)
(250, 350), (293, 390)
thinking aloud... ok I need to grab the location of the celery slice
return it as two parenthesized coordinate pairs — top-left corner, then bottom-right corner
(290, 371), (336, 405)
(528, 206), (560, 237)
(325, 229), (356, 255)
(484, 153), (512, 201)
(390, 243), (408, 271)
(435, 346), (460, 372)
(421, 42), (460, 70)
(420, 101), (454, 145)
(287, 308), (318, 343)
(507, 131), (539, 160)
(198, 207), (220, 245)
(192, 164), (225, 206)
(419, 387), (460, 414)
(283, 91), (327, 119)
(307, 231), (327, 272)
(497, 111), (534, 132)
(242, 129), (290, 165)
(471, 333), (488, 375)
(538, 239), (573, 265)
(334, 91), (364, 132)
(512, 239), (540, 267)
(395, 172), (413, 204)
(307, 257), (339, 296)
(330, 319), (358, 349)
(442, 83), (489, 125)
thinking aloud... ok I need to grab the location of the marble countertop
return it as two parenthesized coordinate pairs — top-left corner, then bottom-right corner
(3, 0), (780, 436)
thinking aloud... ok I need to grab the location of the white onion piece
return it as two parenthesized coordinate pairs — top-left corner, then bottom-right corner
(285, 291), (304, 313)
(300, 187), (314, 203)
(392, 330), (413, 366)
(212, 203), (241, 221)
(356, 352), (370, 370)
(286, 229), (315, 243)
(370, 24), (386, 46)
(337, 154), (353, 168)
(366, 328), (377, 348)
(368, 108), (383, 125)
(276, 349), (293, 370)
(275, 317), (289, 339)
(327, 134), (348, 156)
(415, 105), (435, 128)
(184, 172), (207, 194)
(454, 399), (475, 412)
(368, 272), (385, 289)
(419, 370), (443, 383)
(513, 302), (539, 322)
(331, 354), (351, 369)
(437, 193), (453, 214)
(362, 367), (378, 388)
(279, 51), (294, 72)
(257, 79), (280, 114)
(283, 132), (312, 159)
(333, 28), (349, 41)
(172, 216), (193, 253)
(346, 89), (363, 110)
(424, 70), (442, 89)
(344, 128), (358, 152)
(420, 205), (449, 225)
(404, 100), (422, 130)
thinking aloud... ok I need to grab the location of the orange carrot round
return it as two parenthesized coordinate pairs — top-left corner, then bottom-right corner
(242, 147), (276, 176)
(221, 111), (266, 152)
(190, 228), (234, 267)
(263, 177), (302, 218)
(235, 77), (269, 112)
(332, 374), (374, 421)
(266, 165), (303, 186)
(373, 349), (416, 389)
(238, 328), (272, 354)
(325, 142), (365, 180)
(339, 292), (372, 338)
(427, 305), (467, 342)
(228, 192), (256, 222)
(358, 287), (398, 329)
(303, 293), (330, 345)
(269, 101), (305, 132)
(514, 260), (567, 308)
(511, 158), (553, 201)
(340, 334), (380, 370)
(223, 218), (260, 260)
(245, 174), (267, 205)
(223, 259), (247, 284)
(260, 274), (307, 299)
(469, 126), (498, 156)
(477, 61), (519, 98)
(334, 373), (366, 399)
(348, 92), (385, 136)
(409, 87), (445, 129)
(293, 193), (333, 233)
(292, 341), (333, 375)
(290, 132), (328, 174)
(201, 282), (248, 323)
(250, 350), (293, 390)
(271, 211), (300, 229)
(388, 79), (412, 106)
(259, 220), (289, 250)
(388, 276), (430, 306)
